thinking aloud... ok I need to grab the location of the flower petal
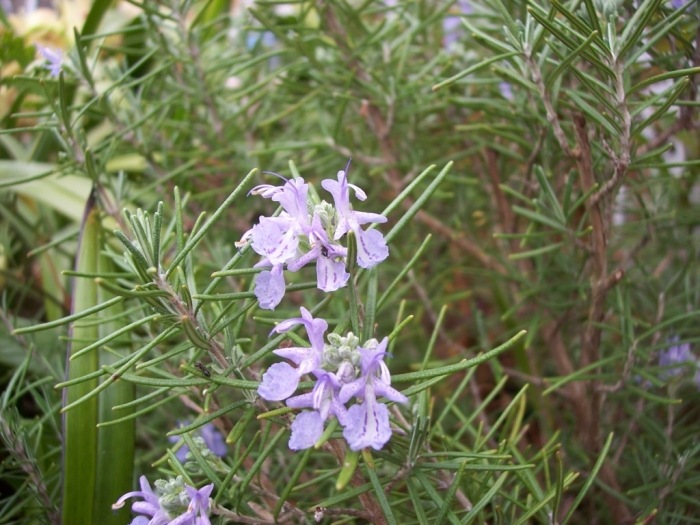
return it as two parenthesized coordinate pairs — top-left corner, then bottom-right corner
(289, 411), (324, 450)
(286, 391), (315, 409)
(353, 210), (387, 225)
(200, 425), (227, 457)
(258, 362), (299, 401)
(254, 265), (285, 310)
(339, 378), (365, 404)
(273, 178), (310, 222)
(250, 217), (299, 264)
(343, 398), (392, 451)
(316, 252), (350, 292)
(374, 383), (409, 404)
(286, 248), (317, 272)
(355, 228), (388, 268)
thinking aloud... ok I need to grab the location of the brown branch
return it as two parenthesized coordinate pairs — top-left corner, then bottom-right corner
(573, 114), (633, 524)
(484, 148), (516, 237)
(573, 114), (606, 374)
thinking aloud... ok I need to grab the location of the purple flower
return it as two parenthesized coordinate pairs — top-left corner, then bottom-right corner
(658, 337), (698, 384)
(288, 410), (325, 450)
(321, 165), (389, 268)
(253, 262), (286, 310)
(258, 308), (348, 449)
(240, 163), (389, 309)
(248, 178), (311, 265)
(671, 0), (687, 8)
(258, 362), (301, 401)
(257, 312), (408, 451)
(245, 175), (349, 309)
(258, 307), (327, 401)
(443, 1), (472, 48)
(37, 46), (63, 77)
(286, 214), (350, 292)
(285, 371), (349, 447)
(112, 476), (214, 525)
(169, 423), (227, 462)
(112, 476), (170, 525)
(339, 338), (408, 451)
(343, 388), (394, 451)
(499, 82), (514, 100)
(178, 484), (214, 525)
(287, 370), (347, 423)
(200, 424), (226, 456)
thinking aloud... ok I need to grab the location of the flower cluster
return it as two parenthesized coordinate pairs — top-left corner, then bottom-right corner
(257, 307), (408, 451)
(113, 475), (213, 525)
(239, 162), (388, 309)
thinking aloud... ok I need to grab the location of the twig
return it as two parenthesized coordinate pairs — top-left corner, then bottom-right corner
(525, 47), (573, 157)
(572, 113), (633, 522)
(313, 506), (373, 522)
(590, 57), (632, 206)
(0, 414), (61, 525)
(572, 114), (607, 447)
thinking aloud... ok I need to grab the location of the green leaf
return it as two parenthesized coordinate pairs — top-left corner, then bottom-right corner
(62, 191), (100, 525)
(632, 78), (690, 138)
(545, 30), (600, 92)
(362, 267), (378, 342)
(93, 241), (135, 525)
(395, 330), (526, 384)
(365, 458), (397, 525)
(616, 0), (664, 61)
(561, 433), (615, 523)
(435, 461), (468, 525)
(461, 471), (509, 522)
(165, 168), (258, 279)
(432, 52), (520, 91)
(82, 0), (113, 42)
(336, 448), (360, 491)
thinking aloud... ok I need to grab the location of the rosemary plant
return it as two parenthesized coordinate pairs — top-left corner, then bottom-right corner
(1, 0), (698, 523)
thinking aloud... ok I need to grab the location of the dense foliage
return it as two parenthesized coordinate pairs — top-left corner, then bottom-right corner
(1, 0), (698, 523)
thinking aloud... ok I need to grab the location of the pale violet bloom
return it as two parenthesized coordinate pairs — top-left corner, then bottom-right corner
(112, 476), (169, 525)
(180, 484), (214, 525)
(243, 174), (351, 309)
(443, 1), (472, 48)
(253, 262), (286, 310)
(287, 370), (347, 424)
(658, 337), (700, 387)
(241, 163), (387, 309)
(321, 166), (389, 268)
(37, 46), (63, 78)
(339, 338), (408, 451)
(245, 177), (312, 309)
(248, 177), (311, 266)
(286, 371), (348, 449)
(258, 307), (326, 401)
(258, 310), (407, 451)
(112, 476), (213, 525)
(169, 422), (227, 463)
(499, 82), (514, 100)
(288, 410), (325, 450)
(286, 214), (350, 292)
